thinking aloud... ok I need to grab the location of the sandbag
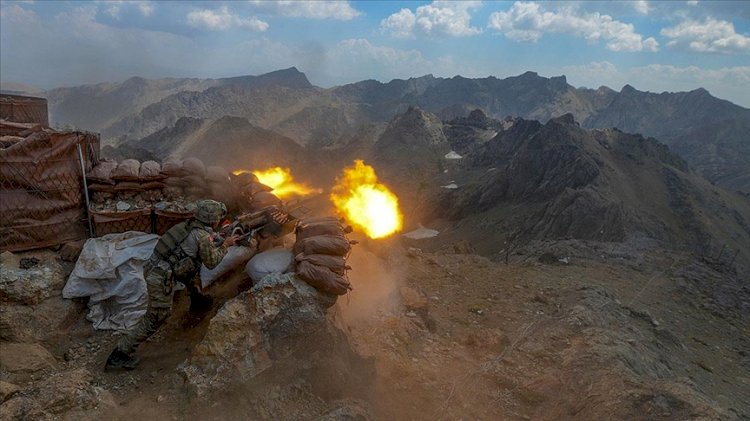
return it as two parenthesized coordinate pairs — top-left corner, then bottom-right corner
(293, 234), (351, 256)
(243, 182), (272, 196)
(183, 174), (208, 190)
(161, 156), (184, 176)
(114, 181), (145, 192)
(182, 157), (206, 178)
(296, 260), (351, 295)
(251, 191), (282, 209)
(87, 160), (118, 184)
(184, 186), (207, 199)
(200, 246), (256, 289)
(206, 182), (236, 202)
(231, 172), (259, 187)
(205, 166), (230, 183)
(295, 253), (348, 275)
(139, 160), (164, 180)
(245, 248), (293, 283)
(164, 176), (188, 188)
(296, 222), (349, 241)
(141, 181), (166, 190)
(88, 183), (115, 193)
(111, 159), (141, 181)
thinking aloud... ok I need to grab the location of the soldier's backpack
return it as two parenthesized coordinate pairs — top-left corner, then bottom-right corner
(153, 219), (206, 280)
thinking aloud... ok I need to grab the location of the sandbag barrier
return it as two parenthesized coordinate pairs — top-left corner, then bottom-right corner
(84, 156), (291, 237)
(293, 217), (355, 295)
(87, 157), (257, 214)
(1, 122), (99, 252)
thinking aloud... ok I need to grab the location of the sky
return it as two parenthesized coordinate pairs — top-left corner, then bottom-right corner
(1, 0), (749, 107)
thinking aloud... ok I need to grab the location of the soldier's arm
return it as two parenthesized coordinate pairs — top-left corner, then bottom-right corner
(196, 230), (228, 270)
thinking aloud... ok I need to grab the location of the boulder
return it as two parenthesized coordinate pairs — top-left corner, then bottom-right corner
(0, 343), (57, 373)
(0, 368), (115, 420)
(0, 297), (78, 343)
(59, 240), (85, 262)
(0, 251), (65, 305)
(181, 273), (372, 398)
(0, 381), (19, 403)
(0, 251), (20, 269)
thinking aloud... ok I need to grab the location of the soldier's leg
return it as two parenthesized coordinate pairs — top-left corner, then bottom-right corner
(116, 267), (174, 354)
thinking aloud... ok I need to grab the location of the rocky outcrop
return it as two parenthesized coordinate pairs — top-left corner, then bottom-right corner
(0, 251), (65, 305)
(0, 368), (115, 420)
(0, 296), (77, 343)
(182, 273), (373, 399)
(0, 343), (57, 373)
(372, 107), (451, 196)
(429, 113), (750, 263)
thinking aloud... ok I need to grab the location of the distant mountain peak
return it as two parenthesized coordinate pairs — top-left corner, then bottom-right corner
(621, 84), (638, 94)
(689, 87), (711, 97)
(467, 109), (488, 121)
(218, 67), (313, 89)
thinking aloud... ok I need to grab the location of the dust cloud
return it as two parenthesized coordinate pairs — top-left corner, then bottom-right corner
(335, 239), (403, 327)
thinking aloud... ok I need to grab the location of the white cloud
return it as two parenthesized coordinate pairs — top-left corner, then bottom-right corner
(380, 8), (417, 38)
(488, 1), (658, 52)
(97, 1), (154, 19)
(634, 1), (651, 15)
(187, 6), (268, 31)
(314, 38), (472, 85)
(562, 61), (750, 107)
(333, 38), (432, 67)
(247, 0), (360, 20)
(2, 4), (211, 86)
(380, 1), (483, 38)
(661, 18), (750, 54)
(0, 4), (38, 25)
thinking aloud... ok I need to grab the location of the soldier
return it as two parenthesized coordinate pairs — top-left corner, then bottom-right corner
(105, 199), (239, 371)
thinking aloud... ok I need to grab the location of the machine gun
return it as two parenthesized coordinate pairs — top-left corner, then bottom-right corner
(216, 198), (315, 248)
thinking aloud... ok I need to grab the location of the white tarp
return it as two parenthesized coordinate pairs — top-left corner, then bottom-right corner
(445, 151), (463, 159)
(63, 232), (159, 331)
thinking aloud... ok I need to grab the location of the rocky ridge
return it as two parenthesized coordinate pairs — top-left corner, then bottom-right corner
(37, 69), (750, 192)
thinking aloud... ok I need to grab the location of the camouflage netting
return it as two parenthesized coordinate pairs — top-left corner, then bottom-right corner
(0, 94), (49, 126)
(0, 120), (98, 252)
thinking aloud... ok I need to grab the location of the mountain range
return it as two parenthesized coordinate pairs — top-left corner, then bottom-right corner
(32, 68), (750, 196)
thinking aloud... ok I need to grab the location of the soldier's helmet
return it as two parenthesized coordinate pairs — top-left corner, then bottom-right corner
(194, 199), (227, 225)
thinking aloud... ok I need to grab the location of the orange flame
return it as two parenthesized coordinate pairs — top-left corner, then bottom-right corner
(232, 167), (320, 199)
(331, 160), (403, 239)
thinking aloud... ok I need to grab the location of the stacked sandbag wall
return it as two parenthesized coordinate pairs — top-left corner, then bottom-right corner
(87, 159), (164, 235)
(230, 172), (282, 212)
(293, 217), (354, 295)
(86, 156), (245, 236)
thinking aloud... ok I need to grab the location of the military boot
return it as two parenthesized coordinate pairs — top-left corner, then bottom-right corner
(104, 349), (140, 371)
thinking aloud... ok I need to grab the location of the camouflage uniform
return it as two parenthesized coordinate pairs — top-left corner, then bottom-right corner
(116, 224), (227, 354)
